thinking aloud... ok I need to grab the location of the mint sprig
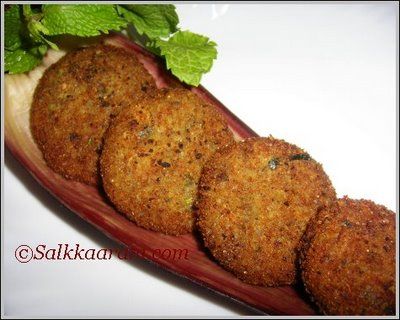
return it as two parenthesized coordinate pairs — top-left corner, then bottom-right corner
(4, 5), (50, 74)
(23, 5), (58, 50)
(41, 5), (127, 36)
(4, 4), (217, 86)
(157, 31), (217, 86)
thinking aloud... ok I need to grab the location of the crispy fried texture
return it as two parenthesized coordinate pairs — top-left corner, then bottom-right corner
(299, 197), (396, 315)
(100, 88), (234, 235)
(197, 137), (336, 286)
(31, 44), (157, 185)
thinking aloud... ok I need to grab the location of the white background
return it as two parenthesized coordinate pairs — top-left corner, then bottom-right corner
(3, 3), (398, 316)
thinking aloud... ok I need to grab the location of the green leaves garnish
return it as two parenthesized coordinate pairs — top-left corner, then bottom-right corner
(23, 5), (58, 50)
(5, 5), (49, 74)
(157, 31), (218, 86)
(41, 5), (127, 36)
(5, 5), (24, 50)
(4, 4), (218, 86)
(117, 5), (178, 39)
(5, 48), (43, 74)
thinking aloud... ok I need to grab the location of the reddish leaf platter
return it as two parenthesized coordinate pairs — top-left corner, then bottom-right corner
(4, 34), (315, 315)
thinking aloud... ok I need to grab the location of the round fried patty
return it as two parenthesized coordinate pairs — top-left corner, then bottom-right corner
(197, 137), (336, 286)
(31, 44), (156, 185)
(299, 197), (395, 315)
(100, 88), (234, 235)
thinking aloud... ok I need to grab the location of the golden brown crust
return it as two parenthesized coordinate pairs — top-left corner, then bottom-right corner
(30, 44), (157, 185)
(100, 88), (234, 235)
(299, 197), (396, 315)
(197, 137), (336, 286)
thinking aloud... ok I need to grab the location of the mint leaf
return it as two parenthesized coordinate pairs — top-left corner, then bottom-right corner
(5, 48), (42, 74)
(156, 31), (217, 86)
(41, 5), (127, 37)
(26, 20), (58, 49)
(22, 5), (59, 50)
(5, 5), (24, 50)
(118, 4), (178, 39)
(5, 5), (49, 74)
